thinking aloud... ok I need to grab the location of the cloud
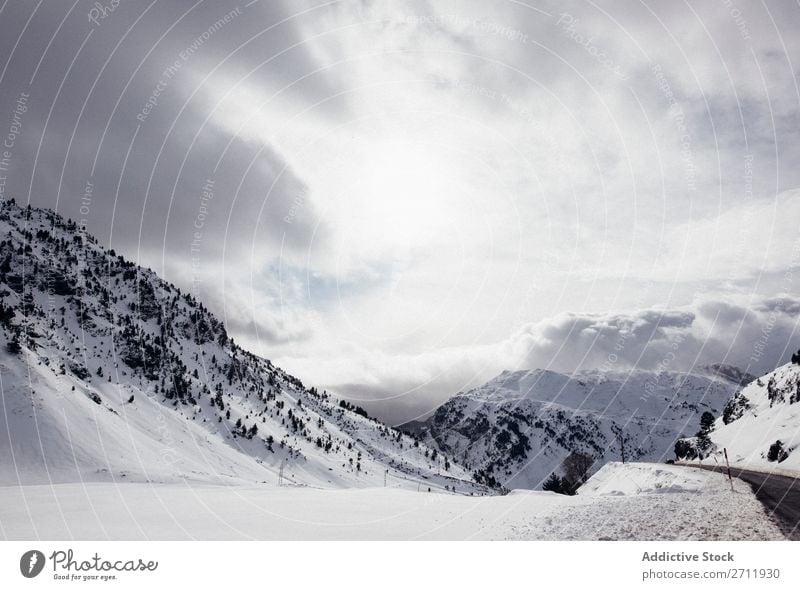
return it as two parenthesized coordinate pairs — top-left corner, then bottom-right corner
(277, 295), (800, 424)
(509, 297), (800, 379)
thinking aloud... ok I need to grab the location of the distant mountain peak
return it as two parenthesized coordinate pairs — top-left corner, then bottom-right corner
(701, 363), (757, 387)
(412, 365), (737, 489)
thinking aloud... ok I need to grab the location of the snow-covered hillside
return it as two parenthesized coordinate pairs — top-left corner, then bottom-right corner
(407, 368), (737, 489)
(0, 200), (487, 493)
(680, 362), (800, 473)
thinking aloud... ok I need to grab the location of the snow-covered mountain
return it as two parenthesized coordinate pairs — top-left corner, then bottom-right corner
(701, 363), (757, 387)
(678, 361), (800, 472)
(406, 368), (737, 489)
(0, 200), (488, 493)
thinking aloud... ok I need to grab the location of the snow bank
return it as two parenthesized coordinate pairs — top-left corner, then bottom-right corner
(579, 462), (710, 496)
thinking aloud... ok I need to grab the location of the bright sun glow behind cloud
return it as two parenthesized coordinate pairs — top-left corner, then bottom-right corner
(325, 134), (466, 264)
(353, 137), (454, 245)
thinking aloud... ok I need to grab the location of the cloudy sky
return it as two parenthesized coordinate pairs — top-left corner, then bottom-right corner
(1, 0), (799, 423)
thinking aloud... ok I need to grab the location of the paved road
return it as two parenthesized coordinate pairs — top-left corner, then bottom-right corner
(690, 464), (800, 540)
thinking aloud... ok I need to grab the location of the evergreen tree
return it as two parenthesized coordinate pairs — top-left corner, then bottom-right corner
(561, 452), (594, 488)
(695, 411), (716, 456)
(5, 334), (22, 354)
(699, 411), (715, 433)
(695, 430), (712, 456)
(542, 472), (564, 493)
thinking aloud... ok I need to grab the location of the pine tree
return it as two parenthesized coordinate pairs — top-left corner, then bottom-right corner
(695, 411), (716, 456)
(699, 411), (715, 433)
(561, 452), (594, 488)
(542, 472), (564, 493)
(5, 333), (22, 354)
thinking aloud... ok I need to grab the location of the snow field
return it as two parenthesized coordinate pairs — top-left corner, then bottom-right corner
(0, 463), (783, 540)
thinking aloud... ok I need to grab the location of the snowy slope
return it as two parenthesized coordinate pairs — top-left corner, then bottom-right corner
(0, 463), (781, 540)
(682, 362), (800, 473)
(0, 200), (487, 493)
(408, 368), (737, 489)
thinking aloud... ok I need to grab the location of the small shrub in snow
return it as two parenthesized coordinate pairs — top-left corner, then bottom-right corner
(722, 392), (750, 425)
(766, 376), (785, 406)
(674, 438), (699, 460)
(767, 440), (789, 463)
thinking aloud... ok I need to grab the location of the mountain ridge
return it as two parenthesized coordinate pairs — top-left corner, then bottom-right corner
(405, 365), (741, 489)
(0, 199), (490, 494)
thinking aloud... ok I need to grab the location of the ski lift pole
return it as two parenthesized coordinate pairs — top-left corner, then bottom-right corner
(723, 448), (733, 492)
(278, 458), (287, 486)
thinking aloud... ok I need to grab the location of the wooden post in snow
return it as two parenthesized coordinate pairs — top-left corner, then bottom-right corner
(723, 448), (734, 491)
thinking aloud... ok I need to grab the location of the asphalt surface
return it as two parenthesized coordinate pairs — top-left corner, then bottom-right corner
(690, 464), (800, 540)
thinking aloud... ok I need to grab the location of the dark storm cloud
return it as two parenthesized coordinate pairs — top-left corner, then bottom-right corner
(0, 0), (338, 344)
(755, 297), (800, 317)
(0, 2), (338, 261)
